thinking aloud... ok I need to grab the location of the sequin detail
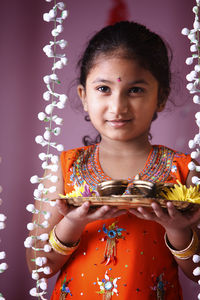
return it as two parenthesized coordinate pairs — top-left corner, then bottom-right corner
(70, 145), (109, 190)
(60, 276), (73, 299)
(151, 273), (167, 300)
(101, 222), (126, 265)
(171, 165), (177, 173)
(97, 270), (121, 299)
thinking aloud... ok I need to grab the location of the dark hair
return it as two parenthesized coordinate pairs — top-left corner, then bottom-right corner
(78, 21), (172, 145)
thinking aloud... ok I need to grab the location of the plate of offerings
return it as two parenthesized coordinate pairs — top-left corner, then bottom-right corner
(58, 180), (200, 211)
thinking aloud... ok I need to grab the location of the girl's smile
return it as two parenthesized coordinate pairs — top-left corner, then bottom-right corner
(106, 118), (132, 128)
(78, 55), (164, 144)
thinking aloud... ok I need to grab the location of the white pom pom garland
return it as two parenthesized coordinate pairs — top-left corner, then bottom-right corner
(183, 3), (200, 299)
(25, 2), (68, 297)
(193, 254), (200, 263)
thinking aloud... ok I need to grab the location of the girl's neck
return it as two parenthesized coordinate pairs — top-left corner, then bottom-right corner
(98, 136), (153, 180)
(99, 135), (152, 157)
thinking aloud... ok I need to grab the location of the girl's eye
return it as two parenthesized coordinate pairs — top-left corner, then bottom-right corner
(129, 87), (144, 94)
(97, 86), (110, 93)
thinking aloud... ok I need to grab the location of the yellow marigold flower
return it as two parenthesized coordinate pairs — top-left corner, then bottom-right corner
(159, 180), (200, 203)
(60, 181), (96, 198)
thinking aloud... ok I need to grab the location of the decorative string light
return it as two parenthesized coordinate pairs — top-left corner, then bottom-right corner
(24, 0), (68, 298)
(182, 1), (200, 299)
(0, 156), (8, 300)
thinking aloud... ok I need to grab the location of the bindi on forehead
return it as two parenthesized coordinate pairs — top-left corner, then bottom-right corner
(117, 77), (122, 82)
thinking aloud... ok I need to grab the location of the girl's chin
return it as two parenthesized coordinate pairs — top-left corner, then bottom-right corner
(99, 129), (150, 143)
(101, 134), (136, 142)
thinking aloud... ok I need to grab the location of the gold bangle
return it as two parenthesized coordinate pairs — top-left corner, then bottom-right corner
(49, 225), (80, 256)
(164, 229), (199, 260)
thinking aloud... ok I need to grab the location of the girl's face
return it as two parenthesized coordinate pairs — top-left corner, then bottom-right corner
(78, 55), (164, 144)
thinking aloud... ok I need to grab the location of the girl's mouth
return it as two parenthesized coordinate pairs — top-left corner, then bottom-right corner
(107, 119), (131, 128)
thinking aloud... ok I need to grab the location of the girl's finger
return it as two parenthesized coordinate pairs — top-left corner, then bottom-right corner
(106, 208), (127, 219)
(90, 206), (127, 220)
(166, 201), (180, 219)
(151, 202), (166, 219)
(129, 208), (144, 218)
(88, 205), (111, 220)
(76, 201), (91, 217)
(56, 199), (68, 215)
(137, 207), (155, 220)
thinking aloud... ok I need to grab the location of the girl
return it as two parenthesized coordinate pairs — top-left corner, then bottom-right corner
(27, 21), (200, 299)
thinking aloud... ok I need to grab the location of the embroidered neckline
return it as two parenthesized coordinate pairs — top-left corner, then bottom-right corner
(94, 144), (154, 182)
(70, 144), (176, 190)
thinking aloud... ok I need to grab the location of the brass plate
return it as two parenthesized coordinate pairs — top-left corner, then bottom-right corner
(58, 195), (195, 211)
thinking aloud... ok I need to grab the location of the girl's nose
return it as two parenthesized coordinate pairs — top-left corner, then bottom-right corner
(108, 94), (128, 114)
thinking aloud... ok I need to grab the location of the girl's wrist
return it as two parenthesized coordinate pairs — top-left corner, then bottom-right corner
(165, 227), (193, 251)
(164, 228), (198, 260)
(55, 217), (85, 245)
(49, 226), (80, 256)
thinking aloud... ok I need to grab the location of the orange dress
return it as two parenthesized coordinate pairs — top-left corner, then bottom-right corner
(51, 144), (191, 300)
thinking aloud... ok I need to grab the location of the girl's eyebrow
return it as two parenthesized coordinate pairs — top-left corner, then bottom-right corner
(129, 80), (149, 85)
(91, 78), (113, 84)
(91, 78), (149, 85)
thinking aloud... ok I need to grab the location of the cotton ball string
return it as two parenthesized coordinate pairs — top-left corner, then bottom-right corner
(24, 1), (68, 298)
(182, 2), (200, 299)
(182, 0), (200, 185)
(37, 278), (48, 291)
(0, 157), (7, 299)
(29, 288), (47, 300)
(0, 263), (8, 274)
(38, 113), (63, 125)
(34, 257), (48, 267)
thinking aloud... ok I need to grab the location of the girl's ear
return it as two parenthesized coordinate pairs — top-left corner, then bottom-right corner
(157, 102), (166, 112)
(77, 84), (88, 111)
(157, 87), (169, 112)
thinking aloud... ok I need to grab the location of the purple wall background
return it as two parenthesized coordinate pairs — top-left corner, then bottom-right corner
(0, 0), (199, 298)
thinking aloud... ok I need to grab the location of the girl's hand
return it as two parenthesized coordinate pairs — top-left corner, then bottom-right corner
(129, 201), (200, 232)
(56, 199), (126, 227)
(130, 202), (200, 264)
(55, 200), (127, 245)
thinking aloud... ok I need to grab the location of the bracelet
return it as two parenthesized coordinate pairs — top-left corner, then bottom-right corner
(164, 229), (199, 260)
(49, 225), (80, 256)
